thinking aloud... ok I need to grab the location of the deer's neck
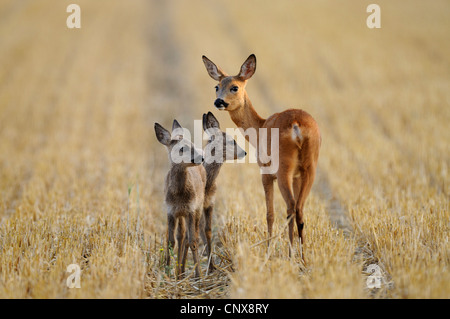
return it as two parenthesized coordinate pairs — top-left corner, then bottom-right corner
(229, 92), (265, 146)
(168, 165), (191, 196)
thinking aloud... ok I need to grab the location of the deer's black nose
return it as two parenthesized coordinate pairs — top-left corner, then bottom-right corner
(214, 98), (228, 109)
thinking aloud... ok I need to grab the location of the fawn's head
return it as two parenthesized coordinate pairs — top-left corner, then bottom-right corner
(154, 120), (204, 166)
(202, 112), (246, 163)
(202, 54), (256, 112)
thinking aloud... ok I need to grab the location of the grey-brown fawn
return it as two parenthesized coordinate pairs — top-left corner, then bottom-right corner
(202, 54), (321, 263)
(201, 112), (246, 272)
(154, 119), (206, 279)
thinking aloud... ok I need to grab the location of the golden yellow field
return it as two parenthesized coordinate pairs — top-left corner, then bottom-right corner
(0, 0), (448, 299)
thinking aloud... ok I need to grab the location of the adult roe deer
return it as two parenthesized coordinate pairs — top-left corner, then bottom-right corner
(202, 54), (321, 262)
(154, 120), (206, 279)
(201, 111), (247, 272)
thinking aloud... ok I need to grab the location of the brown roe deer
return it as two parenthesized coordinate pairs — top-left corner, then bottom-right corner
(154, 120), (206, 278)
(202, 54), (321, 262)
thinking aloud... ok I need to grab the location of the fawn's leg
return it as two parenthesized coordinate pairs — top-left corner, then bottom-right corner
(187, 212), (201, 278)
(199, 213), (207, 252)
(203, 205), (215, 272)
(166, 214), (176, 269)
(177, 217), (187, 278)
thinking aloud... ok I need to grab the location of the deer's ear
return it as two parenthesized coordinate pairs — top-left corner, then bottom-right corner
(238, 54), (256, 80)
(202, 113), (208, 132)
(205, 112), (220, 129)
(203, 112), (220, 137)
(202, 55), (227, 81)
(154, 123), (171, 146)
(171, 119), (184, 140)
(172, 119), (182, 131)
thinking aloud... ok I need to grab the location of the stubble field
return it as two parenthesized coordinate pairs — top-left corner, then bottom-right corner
(0, 0), (448, 298)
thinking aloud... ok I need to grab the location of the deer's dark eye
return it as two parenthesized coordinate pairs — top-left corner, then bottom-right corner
(215, 85), (219, 92)
(230, 86), (239, 93)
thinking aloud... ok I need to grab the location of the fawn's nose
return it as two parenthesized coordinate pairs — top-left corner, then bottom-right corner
(192, 155), (204, 164)
(214, 98), (228, 110)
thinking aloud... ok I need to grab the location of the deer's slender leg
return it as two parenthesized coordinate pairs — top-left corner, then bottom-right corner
(177, 216), (187, 278)
(277, 171), (296, 257)
(261, 174), (275, 239)
(203, 205), (215, 271)
(296, 165), (316, 262)
(166, 214), (176, 269)
(187, 212), (201, 278)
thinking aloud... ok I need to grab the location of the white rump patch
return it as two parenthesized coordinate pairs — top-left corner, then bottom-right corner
(292, 124), (302, 141)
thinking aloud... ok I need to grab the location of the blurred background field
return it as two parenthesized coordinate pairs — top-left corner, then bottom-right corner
(0, 0), (448, 298)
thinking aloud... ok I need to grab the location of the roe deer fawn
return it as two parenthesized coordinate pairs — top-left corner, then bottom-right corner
(200, 111), (247, 272)
(202, 54), (321, 262)
(154, 119), (206, 279)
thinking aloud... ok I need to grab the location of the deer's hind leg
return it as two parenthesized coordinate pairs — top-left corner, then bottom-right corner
(277, 167), (296, 257)
(294, 164), (316, 263)
(261, 174), (275, 239)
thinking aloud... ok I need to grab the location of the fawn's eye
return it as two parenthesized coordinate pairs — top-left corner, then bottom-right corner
(215, 85), (219, 92)
(230, 86), (239, 93)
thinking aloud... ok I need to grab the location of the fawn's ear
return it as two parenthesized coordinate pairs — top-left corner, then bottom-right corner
(238, 54), (256, 80)
(203, 112), (220, 137)
(202, 113), (208, 132)
(172, 119), (184, 140)
(172, 119), (182, 131)
(204, 112), (220, 129)
(154, 123), (171, 146)
(202, 55), (228, 81)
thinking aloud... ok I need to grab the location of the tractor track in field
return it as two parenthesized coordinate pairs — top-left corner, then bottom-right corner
(147, 0), (196, 125)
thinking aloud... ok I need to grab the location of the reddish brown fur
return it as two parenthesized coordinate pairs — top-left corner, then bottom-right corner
(202, 54), (321, 262)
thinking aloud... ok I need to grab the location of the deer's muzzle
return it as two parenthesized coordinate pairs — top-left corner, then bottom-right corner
(214, 98), (229, 110)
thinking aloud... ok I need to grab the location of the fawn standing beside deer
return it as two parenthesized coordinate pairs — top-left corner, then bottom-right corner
(154, 120), (205, 279)
(155, 115), (246, 278)
(202, 54), (321, 262)
(201, 111), (247, 272)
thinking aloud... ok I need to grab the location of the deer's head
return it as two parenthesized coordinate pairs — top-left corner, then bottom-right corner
(154, 120), (204, 166)
(202, 54), (256, 112)
(202, 112), (246, 163)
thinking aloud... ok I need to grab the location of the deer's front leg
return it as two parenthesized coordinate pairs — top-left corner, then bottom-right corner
(177, 216), (187, 278)
(187, 212), (201, 279)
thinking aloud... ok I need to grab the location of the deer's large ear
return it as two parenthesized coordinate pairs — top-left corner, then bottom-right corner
(238, 54), (256, 80)
(154, 123), (171, 146)
(202, 55), (228, 81)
